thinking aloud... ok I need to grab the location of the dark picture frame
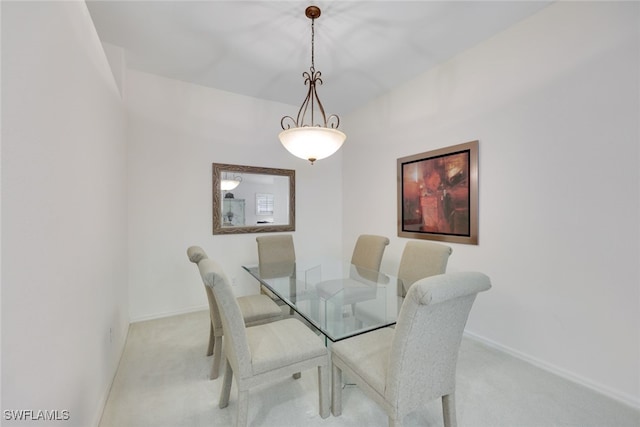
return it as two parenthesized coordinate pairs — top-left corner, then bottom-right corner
(397, 140), (478, 245)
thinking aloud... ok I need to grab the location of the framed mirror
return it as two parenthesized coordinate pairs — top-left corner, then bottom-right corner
(212, 163), (295, 234)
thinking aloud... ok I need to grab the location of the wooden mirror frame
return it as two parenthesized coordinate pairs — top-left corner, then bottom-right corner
(212, 163), (295, 234)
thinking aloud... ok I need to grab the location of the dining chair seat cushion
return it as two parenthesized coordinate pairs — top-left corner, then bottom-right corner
(246, 318), (328, 376)
(237, 295), (283, 325)
(331, 327), (393, 394)
(316, 278), (378, 304)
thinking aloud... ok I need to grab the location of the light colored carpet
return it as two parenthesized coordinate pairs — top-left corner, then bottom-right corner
(99, 310), (639, 427)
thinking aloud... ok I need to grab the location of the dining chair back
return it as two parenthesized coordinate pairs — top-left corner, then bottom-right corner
(255, 235), (297, 306)
(256, 234), (295, 264)
(315, 235), (389, 316)
(198, 257), (330, 427)
(187, 246), (220, 356)
(331, 271), (491, 427)
(350, 234), (390, 271)
(187, 246), (282, 380)
(397, 240), (452, 297)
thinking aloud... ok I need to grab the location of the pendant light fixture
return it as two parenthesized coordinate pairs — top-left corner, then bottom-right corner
(220, 172), (242, 191)
(279, 5), (346, 165)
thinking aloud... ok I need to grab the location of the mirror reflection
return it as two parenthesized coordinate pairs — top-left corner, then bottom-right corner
(213, 163), (295, 234)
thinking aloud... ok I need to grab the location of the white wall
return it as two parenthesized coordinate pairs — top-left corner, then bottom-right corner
(125, 70), (343, 321)
(1, 2), (128, 426)
(342, 1), (639, 407)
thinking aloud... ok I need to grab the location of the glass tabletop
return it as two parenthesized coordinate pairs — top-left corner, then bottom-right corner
(242, 258), (403, 342)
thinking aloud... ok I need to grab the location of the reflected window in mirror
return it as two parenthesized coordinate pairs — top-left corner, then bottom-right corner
(256, 193), (274, 217)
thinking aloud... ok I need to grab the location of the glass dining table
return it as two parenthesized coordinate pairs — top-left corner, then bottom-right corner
(242, 258), (404, 343)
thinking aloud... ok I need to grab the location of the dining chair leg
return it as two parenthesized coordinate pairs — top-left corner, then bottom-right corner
(210, 335), (223, 380)
(331, 364), (342, 416)
(442, 394), (457, 427)
(219, 361), (233, 409)
(318, 365), (330, 418)
(236, 389), (249, 427)
(206, 322), (214, 356)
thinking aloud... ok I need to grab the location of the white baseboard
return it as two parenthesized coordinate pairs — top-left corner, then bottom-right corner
(93, 326), (130, 427)
(130, 304), (209, 323)
(463, 330), (640, 411)
(93, 382), (111, 427)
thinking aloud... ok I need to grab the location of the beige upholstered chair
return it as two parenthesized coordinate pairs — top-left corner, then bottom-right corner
(316, 234), (390, 313)
(397, 240), (452, 297)
(187, 246), (282, 380)
(350, 234), (390, 271)
(255, 235), (296, 300)
(256, 234), (295, 264)
(197, 257), (330, 427)
(256, 234), (296, 314)
(331, 272), (491, 427)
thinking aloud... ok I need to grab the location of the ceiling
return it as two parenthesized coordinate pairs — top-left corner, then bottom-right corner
(87, 1), (553, 115)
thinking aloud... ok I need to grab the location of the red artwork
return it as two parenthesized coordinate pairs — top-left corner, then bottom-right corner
(398, 141), (478, 244)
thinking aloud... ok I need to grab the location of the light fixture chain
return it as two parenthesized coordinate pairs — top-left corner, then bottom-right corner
(311, 17), (315, 71)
